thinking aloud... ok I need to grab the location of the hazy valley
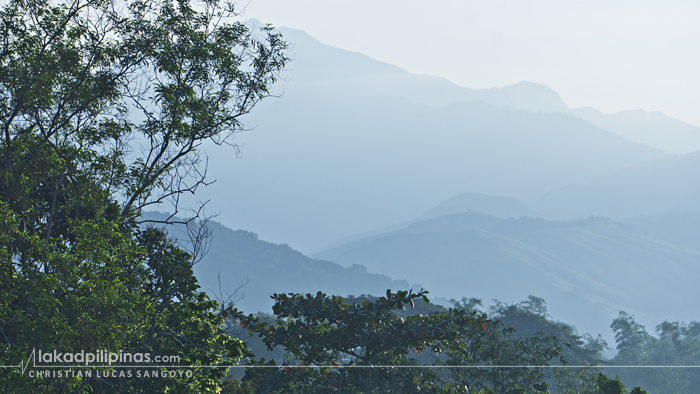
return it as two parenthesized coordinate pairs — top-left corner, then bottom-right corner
(169, 20), (700, 358)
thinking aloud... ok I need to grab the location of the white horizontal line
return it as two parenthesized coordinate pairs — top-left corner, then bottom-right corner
(3, 365), (699, 369)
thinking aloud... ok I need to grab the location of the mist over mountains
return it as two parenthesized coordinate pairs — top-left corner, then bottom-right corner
(418, 192), (543, 221)
(569, 107), (700, 155)
(278, 23), (700, 153)
(174, 22), (700, 344)
(534, 151), (700, 219)
(193, 23), (700, 253)
(143, 212), (412, 314)
(313, 211), (700, 338)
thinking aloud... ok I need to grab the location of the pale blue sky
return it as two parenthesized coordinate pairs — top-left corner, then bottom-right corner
(243, 0), (700, 127)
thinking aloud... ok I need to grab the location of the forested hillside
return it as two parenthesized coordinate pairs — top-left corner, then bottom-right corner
(315, 212), (700, 339)
(198, 220), (412, 312)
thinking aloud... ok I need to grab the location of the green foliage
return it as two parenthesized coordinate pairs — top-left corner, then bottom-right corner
(221, 293), (648, 393)
(612, 312), (652, 356)
(438, 319), (563, 393)
(439, 296), (575, 393)
(490, 295), (609, 366)
(596, 372), (625, 394)
(629, 387), (648, 394)
(0, 0), (287, 391)
(233, 290), (563, 393)
(254, 289), (474, 366)
(609, 312), (700, 394)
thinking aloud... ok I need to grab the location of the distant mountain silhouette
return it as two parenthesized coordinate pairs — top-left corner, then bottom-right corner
(273, 23), (700, 157)
(318, 193), (541, 252)
(313, 212), (700, 340)
(275, 25), (570, 113)
(533, 151), (700, 219)
(143, 212), (411, 313)
(418, 192), (542, 221)
(128, 20), (700, 355)
(203, 93), (665, 252)
(191, 24), (678, 252)
(622, 212), (700, 251)
(165, 22), (700, 348)
(569, 107), (700, 154)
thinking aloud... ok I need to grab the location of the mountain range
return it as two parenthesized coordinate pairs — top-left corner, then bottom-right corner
(313, 211), (700, 339)
(160, 22), (700, 343)
(533, 151), (700, 219)
(143, 212), (412, 314)
(278, 22), (700, 154)
(189, 23), (700, 253)
(149, 201), (700, 346)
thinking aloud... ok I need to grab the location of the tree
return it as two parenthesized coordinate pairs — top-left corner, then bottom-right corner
(609, 314), (700, 394)
(595, 372), (625, 394)
(611, 312), (652, 357)
(233, 290), (560, 393)
(223, 292), (651, 393)
(0, 0), (288, 391)
(489, 296), (609, 366)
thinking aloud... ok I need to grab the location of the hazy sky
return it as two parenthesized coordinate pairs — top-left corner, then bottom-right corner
(243, 0), (700, 127)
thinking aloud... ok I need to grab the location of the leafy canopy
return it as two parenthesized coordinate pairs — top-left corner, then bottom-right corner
(234, 290), (561, 393)
(0, 0), (287, 391)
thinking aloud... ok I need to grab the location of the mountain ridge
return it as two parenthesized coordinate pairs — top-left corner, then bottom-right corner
(142, 212), (414, 313)
(313, 212), (700, 341)
(271, 22), (700, 154)
(190, 22), (696, 254)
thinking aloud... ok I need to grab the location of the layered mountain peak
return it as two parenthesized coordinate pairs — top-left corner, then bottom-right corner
(492, 81), (570, 113)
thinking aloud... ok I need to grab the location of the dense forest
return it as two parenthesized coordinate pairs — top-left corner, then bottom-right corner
(221, 292), (698, 393)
